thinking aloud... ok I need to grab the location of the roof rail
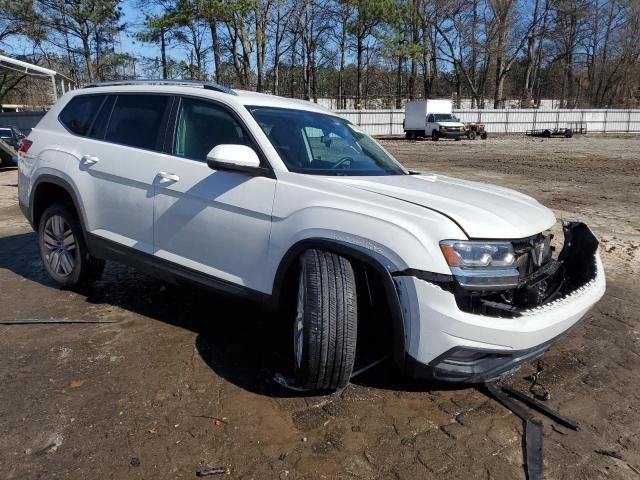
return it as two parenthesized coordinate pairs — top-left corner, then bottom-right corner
(82, 79), (237, 96)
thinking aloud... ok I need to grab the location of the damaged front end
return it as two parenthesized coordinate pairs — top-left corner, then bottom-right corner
(449, 222), (599, 318)
(399, 222), (602, 384)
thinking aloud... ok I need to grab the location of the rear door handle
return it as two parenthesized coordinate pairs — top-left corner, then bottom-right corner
(81, 154), (99, 165)
(157, 171), (180, 182)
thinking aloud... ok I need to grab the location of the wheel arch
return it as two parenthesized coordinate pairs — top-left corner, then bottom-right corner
(272, 238), (407, 370)
(30, 174), (88, 238)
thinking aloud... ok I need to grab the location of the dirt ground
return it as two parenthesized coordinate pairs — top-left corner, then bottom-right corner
(1, 135), (639, 479)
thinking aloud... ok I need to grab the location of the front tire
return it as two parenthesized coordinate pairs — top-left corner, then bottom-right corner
(431, 130), (439, 141)
(293, 250), (357, 391)
(38, 204), (105, 289)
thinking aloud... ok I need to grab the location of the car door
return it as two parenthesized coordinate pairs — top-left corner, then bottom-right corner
(152, 96), (276, 293)
(426, 113), (435, 134)
(73, 93), (172, 255)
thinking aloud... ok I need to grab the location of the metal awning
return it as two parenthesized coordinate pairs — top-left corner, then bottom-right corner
(0, 54), (76, 102)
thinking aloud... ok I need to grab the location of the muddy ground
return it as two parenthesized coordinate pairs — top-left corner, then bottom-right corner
(1, 135), (639, 479)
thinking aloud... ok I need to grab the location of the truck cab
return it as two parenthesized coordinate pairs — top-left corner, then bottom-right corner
(425, 113), (465, 141)
(403, 99), (466, 141)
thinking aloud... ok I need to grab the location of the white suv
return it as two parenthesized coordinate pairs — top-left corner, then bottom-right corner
(18, 80), (605, 391)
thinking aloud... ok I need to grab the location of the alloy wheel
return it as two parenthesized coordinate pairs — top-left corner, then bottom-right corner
(42, 215), (76, 276)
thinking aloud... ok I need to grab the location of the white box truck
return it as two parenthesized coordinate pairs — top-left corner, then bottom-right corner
(403, 99), (466, 141)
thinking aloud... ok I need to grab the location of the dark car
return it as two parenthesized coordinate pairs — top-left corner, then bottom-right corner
(0, 126), (25, 149)
(0, 127), (23, 167)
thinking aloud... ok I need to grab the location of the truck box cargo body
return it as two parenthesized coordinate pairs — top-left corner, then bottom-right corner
(403, 100), (466, 140)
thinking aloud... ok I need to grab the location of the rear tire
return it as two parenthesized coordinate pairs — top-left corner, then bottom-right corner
(38, 204), (105, 289)
(467, 130), (477, 140)
(293, 250), (357, 391)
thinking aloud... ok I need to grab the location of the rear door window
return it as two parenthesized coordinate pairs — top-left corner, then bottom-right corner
(59, 95), (105, 136)
(88, 95), (115, 140)
(105, 94), (170, 151)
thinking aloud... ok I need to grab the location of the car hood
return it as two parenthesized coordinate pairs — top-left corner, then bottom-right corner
(325, 174), (556, 239)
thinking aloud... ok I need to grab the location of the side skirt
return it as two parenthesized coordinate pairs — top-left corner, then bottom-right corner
(86, 232), (270, 303)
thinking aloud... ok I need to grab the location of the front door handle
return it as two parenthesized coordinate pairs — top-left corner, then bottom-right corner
(157, 171), (180, 182)
(81, 154), (99, 165)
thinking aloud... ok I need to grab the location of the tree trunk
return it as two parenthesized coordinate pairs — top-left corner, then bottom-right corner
(396, 55), (403, 109)
(338, 21), (347, 109)
(210, 21), (222, 83)
(454, 67), (462, 108)
(533, 1), (549, 106)
(523, 0), (540, 106)
(420, 4), (432, 98)
(82, 38), (94, 82)
(160, 28), (168, 79)
(494, 54), (505, 109)
(356, 35), (363, 109)
(471, 0), (479, 106)
(255, 3), (265, 92)
(409, 0), (419, 99)
(289, 33), (297, 97)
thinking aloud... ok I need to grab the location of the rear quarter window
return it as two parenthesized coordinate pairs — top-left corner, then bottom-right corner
(105, 94), (170, 151)
(59, 95), (105, 136)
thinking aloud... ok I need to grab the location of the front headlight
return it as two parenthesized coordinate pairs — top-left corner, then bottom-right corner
(439, 240), (519, 290)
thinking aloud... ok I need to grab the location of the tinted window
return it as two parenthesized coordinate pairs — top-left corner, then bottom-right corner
(0, 128), (12, 138)
(174, 97), (250, 161)
(427, 114), (434, 122)
(59, 95), (105, 136)
(88, 95), (115, 140)
(105, 95), (170, 150)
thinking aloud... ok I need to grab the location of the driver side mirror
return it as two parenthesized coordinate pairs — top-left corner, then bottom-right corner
(206, 144), (265, 175)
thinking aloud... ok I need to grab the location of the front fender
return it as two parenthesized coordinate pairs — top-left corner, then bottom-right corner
(266, 175), (466, 284)
(271, 237), (408, 369)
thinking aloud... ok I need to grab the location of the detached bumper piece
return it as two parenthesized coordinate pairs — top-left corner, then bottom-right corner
(484, 382), (579, 480)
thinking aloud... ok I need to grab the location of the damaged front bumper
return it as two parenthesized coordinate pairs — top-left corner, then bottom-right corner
(395, 222), (606, 383)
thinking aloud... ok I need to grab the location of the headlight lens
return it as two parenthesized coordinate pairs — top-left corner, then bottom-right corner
(440, 241), (515, 268)
(440, 240), (518, 290)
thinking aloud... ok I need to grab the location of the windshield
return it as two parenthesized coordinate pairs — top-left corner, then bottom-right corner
(247, 106), (407, 176)
(433, 114), (458, 122)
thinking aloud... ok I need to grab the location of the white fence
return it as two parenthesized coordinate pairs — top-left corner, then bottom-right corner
(339, 109), (640, 136)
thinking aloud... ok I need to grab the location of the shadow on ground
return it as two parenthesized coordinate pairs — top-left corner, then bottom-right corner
(0, 231), (464, 399)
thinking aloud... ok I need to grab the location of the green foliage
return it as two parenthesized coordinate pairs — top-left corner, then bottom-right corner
(346, 0), (396, 37)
